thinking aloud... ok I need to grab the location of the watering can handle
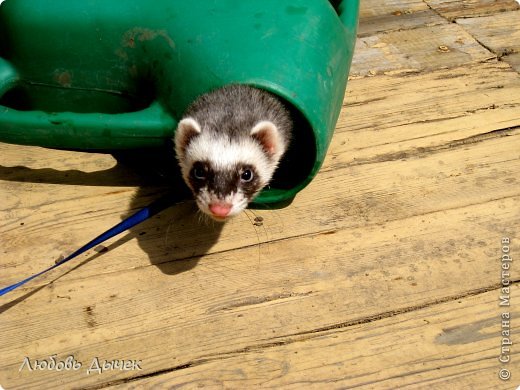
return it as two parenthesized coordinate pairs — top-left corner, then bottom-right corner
(0, 57), (176, 150)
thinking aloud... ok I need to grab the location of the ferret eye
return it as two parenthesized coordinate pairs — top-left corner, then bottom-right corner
(192, 164), (207, 180)
(241, 169), (253, 183)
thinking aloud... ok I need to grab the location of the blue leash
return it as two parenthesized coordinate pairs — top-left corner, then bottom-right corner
(0, 195), (175, 297)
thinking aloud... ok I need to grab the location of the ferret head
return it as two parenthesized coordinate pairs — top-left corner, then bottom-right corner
(174, 118), (288, 221)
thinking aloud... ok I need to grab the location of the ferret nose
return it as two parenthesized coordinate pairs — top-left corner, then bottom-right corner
(209, 202), (232, 218)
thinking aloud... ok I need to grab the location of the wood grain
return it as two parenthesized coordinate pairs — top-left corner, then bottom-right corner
(359, 0), (446, 37)
(1, 130), (519, 388)
(1, 2), (519, 388)
(350, 23), (494, 78)
(456, 10), (520, 56)
(1, 128), (519, 288)
(1, 195), (518, 388)
(107, 287), (520, 389)
(425, 0), (520, 21)
(1, 62), (519, 288)
(337, 61), (520, 159)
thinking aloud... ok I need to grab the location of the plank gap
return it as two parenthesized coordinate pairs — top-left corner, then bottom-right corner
(325, 125), (519, 170)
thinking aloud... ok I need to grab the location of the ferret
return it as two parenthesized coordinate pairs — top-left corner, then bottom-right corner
(174, 84), (292, 221)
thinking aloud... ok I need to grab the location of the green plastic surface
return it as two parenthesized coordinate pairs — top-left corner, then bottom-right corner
(0, 0), (358, 204)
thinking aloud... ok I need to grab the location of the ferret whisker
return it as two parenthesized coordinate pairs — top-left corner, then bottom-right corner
(249, 204), (282, 253)
(251, 208), (270, 252)
(244, 209), (262, 265)
(195, 208), (207, 226)
(164, 215), (176, 248)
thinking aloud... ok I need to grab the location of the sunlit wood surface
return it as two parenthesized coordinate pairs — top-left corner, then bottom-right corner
(1, 1), (519, 388)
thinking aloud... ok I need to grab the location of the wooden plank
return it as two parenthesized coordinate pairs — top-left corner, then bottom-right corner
(1, 63), (519, 288)
(359, 0), (446, 37)
(0, 194), (520, 389)
(1, 196), (518, 388)
(338, 61), (520, 159)
(1, 129), (519, 287)
(456, 10), (520, 56)
(425, 0), (520, 21)
(1, 120), (518, 381)
(350, 23), (495, 78)
(0, 5), (518, 389)
(107, 287), (520, 389)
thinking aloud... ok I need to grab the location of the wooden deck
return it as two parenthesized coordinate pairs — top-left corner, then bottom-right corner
(1, 1), (520, 388)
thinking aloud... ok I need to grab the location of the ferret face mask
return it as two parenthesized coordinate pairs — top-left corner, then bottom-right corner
(174, 117), (287, 221)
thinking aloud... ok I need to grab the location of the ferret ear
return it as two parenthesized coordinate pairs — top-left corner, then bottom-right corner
(174, 117), (201, 157)
(250, 121), (286, 160)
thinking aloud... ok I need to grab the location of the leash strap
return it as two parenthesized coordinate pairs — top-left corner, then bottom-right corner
(0, 195), (174, 297)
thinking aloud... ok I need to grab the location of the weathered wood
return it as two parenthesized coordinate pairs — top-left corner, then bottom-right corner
(1, 130), (519, 388)
(1, 62), (519, 288)
(456, 10), (520, 56)
(350, 23), (495, 78)
(1, 195), (518, 388)
(425, 0), (520, 21)
(107, 287), (519, 389)
(359, 0), (446, 37)
(338, 61), (520, 158)
(1, 2), (519, 388)
(1, 129), (519, 287)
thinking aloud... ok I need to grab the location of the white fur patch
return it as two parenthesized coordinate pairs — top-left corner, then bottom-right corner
(179, 117), (201, 133)
(174, 117), (201, 159)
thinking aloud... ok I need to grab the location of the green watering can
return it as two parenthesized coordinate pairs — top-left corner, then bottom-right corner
(0, 0), (358, 204)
